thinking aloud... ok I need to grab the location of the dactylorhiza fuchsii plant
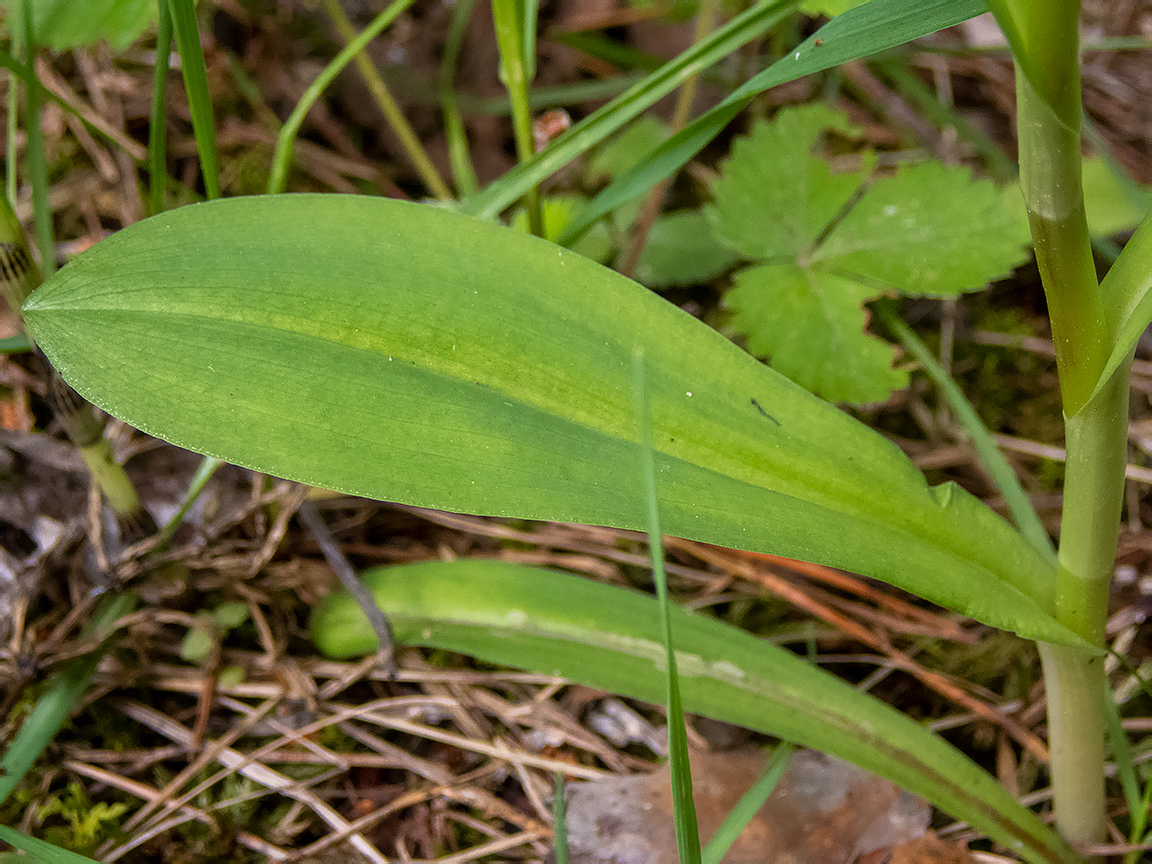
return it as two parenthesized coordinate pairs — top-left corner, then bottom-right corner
(4, 0), (1152, 861)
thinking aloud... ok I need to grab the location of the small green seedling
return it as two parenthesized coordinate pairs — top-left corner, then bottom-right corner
(179, 601), (249, 679)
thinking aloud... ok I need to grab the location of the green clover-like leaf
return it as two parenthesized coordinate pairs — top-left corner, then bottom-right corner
(634, 210), (740, 287)
(817, 161), (1030, 296)
(709, 105), (1030, 403)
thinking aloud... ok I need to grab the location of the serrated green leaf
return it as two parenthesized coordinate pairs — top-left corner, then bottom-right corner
(0, 0), (156, 51)
(309, 559), (1081, 864)
(709, 108), (1028, 403)
(726, 263), (905, 403)
(634, 211), (740, 287)
(708, 104), (865, 261)
(817, 162), (1031, 296)
(23, 195), (1087, 648)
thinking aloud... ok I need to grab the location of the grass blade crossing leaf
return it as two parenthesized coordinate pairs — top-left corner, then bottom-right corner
(23, 195), (1081, 647)
(309, 558), (1081, 864)
(560, 0), (988, 244)
(634, 350), (702, 862)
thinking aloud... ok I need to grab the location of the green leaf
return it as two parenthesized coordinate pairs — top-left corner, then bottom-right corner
(634, 211), (740, 288)
(309, 559), (1081, 864)
(708, 106), (1029, 403)
(1081, 157), (1150, 238)
(1090, 212), (1152, 404)
(179, 619), (214, 663)
(0, 0), (155, 51)
(707, 105), (866, 261)
(212, 600), (250, 629)
(800, 0), (868, 16)
(816, 161), (1029, 295)
(726, 264), (905, 403)
(23, 195), (1084, 648)
(0, 826), (103, 863)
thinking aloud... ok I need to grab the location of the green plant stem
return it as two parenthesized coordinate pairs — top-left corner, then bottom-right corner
(1036, 367), (1129, 848)
(1036, 363), (1130, 849)
(319, 0), (451, 200)
(5, 9), (21, 206)
(1015, 70), (1105, 416)
(491, 0), (542, 235)
(267, 0), (415, 195)
(990, 0), (1124, 849)
(148, 0), (173, 215)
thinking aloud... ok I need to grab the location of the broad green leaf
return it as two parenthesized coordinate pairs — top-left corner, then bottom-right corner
(0, 0), (155, 51)
(559, 0), (990, 245)
(708, 106), (1029, 403)
(634, 211), (740, 288)
(309, 559), (1081, 864)
(726, 264), (904, 403)
(23, 195), (1083, 648)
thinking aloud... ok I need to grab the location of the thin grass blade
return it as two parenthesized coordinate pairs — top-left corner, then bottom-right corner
(148, 0), (173, 215)
(701, 743), (793, 864)
(634, 350), (701, 863)
(167, 0), (220, 199)
(0, 826), (104, 863)
(0, 592), (137, 807)
(553, 772), (569, 864)
(875, 301), (1053, 559)
(267, 0), (416, 195)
